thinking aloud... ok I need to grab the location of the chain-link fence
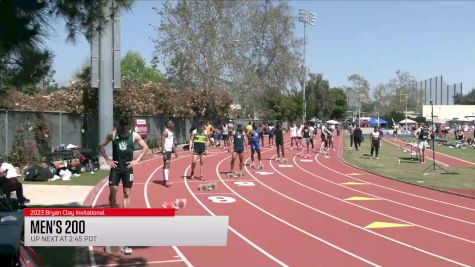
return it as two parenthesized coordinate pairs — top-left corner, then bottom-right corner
(0, 110), (273, 156)
(405, 75), (463, 106)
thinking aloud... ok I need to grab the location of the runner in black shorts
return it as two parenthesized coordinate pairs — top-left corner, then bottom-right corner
(189, 123), (208, 180)
(258, 124), (265, 148)
(275, 122), (286, 162)
(98, 118), (148, 208)
(98, 118), (148, 254)
(228, 124), (247, 177)
(302, 123), (311, 158)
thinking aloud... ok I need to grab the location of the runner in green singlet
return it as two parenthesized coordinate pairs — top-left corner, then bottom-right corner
(189, 123), (209, 180)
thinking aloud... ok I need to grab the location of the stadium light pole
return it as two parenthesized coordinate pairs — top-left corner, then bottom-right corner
(298, 9), (316, 123)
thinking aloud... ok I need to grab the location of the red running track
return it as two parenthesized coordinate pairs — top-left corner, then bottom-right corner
(84, 134), (475, 267)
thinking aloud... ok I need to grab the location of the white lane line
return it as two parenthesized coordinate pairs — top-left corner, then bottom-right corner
(243, 155), (470, 267)
(144, 155), (197, 267)
(95, 259), (184, 267)
(315, 155), (475, 225)
(385, 138), (475, 166)
(88, 180), (109, 267)
(382, 139), (450, 167)
(195, 192), (235, 195)
(217, 156), (381, 267)
(336, 137), (475, 212)
(277, 155), (475, 245)
(183, 164), (288, 267)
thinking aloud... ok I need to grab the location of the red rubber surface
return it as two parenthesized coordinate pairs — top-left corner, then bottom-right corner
(84, 134), (475, 267)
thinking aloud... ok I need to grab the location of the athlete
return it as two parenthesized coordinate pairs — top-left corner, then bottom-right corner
(98, 118), (148, 255)
(161, 120), (178, 187)
(309, 123), (315, 150)
(302, 123), (312, 158)
(320, 123), (328, 154)
(258, 123), (265, 147)
(189, 123), (208, 180)
(296, 123), (303, 149)
(329, 127), (335, 151)
(274, 122), (286, 162)
(246, 121), (253, 135)
(369, 126), (381, 160)
(229, 124), (247, 177)
(290, 123), (297, 149)
(414, 123), (430, 163)
(249, 123), (263, 169)
(222, 122), (230, 149)
(268, 123), (275, 147)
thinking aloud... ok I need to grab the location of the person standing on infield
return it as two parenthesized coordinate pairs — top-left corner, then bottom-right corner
(369, 126), (381, 159)
(348, 123), (355, 150)
(161, 120), (178, 187)
(414, 123), (430, 164)
(189, 123), (209, 180)
(353, 125), (363, 151)
(229, 124), (247, 177)
(98, 118), (148, 255)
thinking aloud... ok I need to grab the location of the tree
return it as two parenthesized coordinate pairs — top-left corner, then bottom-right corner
(0, 0), (132, 89)
(329, 87), (347, 119)
(153, 1), (230, 91)
(454, 89), (475, 105)
(153, 0), (302, 116)
(306, 73), (330, 119)
(226, 0), (302, 115)
(121, 51), (165, 85)
(347, 74), (370, 111)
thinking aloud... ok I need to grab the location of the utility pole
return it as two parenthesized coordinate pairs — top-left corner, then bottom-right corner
(91, 0), (121, 168)
(298, 9), (316, 123)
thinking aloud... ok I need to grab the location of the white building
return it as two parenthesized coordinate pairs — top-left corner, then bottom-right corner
(422, 105), (475, 121)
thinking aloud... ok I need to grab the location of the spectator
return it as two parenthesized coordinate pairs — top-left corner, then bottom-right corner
(0, 161), (30, 206)
(369, 126), (381, 160)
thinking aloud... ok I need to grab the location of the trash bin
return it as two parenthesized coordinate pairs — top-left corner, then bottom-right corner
(0, 211), (24, 254)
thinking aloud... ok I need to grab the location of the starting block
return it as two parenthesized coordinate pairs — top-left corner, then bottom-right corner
(104, 246), (120, 254)
(198, 183), (217, 191)
(162, 198), (187, 210)
(257, 165), (263, 170)
(226, 173), (235, 178)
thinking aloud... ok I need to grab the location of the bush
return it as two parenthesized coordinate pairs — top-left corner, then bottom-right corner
(32, 113), (51, 157)
(0, 80), (233, 119)
(7, 126), (39, 169)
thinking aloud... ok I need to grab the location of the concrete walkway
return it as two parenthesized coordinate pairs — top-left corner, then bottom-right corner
(22, 184), (94, 207)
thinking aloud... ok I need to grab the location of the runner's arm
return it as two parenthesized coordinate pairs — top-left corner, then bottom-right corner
(133, 132), (149, 163)
(189, 132), (194, 154)
(98, 132), (115, 164)
(161, 129), (167, 153)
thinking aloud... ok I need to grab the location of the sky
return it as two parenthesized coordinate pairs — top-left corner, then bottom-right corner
(45, 0), (475, 93)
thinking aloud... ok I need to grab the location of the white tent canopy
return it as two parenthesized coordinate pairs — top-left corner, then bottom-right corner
(326, 120), (340, 124)
(399, 119), (416, 124)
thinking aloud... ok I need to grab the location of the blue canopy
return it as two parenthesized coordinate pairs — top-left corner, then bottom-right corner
(369, 117), (388, 125)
